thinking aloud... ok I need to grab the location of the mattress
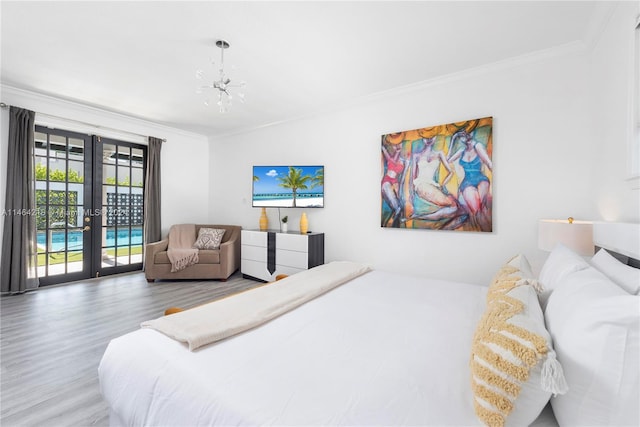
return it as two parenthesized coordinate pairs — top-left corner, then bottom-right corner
(98, 269), (555, 426)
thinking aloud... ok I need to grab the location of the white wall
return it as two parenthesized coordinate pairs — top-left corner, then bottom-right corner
(210, 45), (597, 285)
(4, 3), (635, 285)
(0, 86), (211, 255)
(589, 1), (640, 222)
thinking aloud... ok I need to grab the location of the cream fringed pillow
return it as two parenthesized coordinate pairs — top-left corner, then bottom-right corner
(470, 257), (568, 427)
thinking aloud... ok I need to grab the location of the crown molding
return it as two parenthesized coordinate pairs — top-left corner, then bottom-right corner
(210, 40), (587, 140)
(0, 84), (208, 142)
(353, 41), (587, 105)
(582, 1), (618, 52)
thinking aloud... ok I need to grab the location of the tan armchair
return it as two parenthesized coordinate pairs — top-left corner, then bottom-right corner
(145, 224), (241, 282)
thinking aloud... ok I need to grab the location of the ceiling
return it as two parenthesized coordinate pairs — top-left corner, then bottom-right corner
(1, 1), (607, 138)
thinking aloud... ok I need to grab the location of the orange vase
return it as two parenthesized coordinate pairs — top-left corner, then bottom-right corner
(299, 212), (308, 234)
(259, 207), (268, 231)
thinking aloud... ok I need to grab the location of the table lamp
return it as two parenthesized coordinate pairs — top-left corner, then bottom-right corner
(538, 217), (594, 256)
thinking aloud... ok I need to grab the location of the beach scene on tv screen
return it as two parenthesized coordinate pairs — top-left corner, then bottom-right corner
(253, 166), (324, 208)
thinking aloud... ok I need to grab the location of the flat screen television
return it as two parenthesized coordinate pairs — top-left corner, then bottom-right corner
(252, 165), (324, 208)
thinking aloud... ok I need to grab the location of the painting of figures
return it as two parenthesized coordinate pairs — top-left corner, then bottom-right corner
(381, 117), (493, 232)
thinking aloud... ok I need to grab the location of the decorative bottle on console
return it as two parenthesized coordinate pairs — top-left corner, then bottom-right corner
(299, 212), (308, 234)
(259, 207), (268, 231)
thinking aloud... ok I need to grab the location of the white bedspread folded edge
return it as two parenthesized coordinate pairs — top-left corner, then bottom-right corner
(140, 261), (372, 351)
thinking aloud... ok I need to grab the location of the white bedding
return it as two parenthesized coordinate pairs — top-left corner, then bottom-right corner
(98, 270), (555, 426)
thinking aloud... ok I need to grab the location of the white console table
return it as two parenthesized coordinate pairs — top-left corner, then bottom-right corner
(241, 229), (324, 282)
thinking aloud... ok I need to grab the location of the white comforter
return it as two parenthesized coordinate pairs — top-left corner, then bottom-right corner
(99, 270), (489, 426)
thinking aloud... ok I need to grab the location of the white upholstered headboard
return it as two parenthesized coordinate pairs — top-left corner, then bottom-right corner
(593, 222), (640, 262)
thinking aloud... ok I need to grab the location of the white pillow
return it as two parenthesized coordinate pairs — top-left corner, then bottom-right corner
(591, 248), (640, 295)
(538, 244), (589, 309)
(545, 266), (640, 426)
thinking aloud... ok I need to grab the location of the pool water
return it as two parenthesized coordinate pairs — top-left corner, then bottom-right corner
(37, 227), (143, 251)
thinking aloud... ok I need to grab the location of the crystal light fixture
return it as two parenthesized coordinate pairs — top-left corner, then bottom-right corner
(196, 39), (245, 113)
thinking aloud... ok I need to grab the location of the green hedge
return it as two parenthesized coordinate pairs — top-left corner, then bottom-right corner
(35, 190), (78, 229)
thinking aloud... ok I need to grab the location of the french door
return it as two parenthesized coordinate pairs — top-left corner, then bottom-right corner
(34, 127), (146, 286)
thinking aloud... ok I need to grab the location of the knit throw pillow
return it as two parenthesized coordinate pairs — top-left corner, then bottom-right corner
(470, 257), (567, 427)
(193, 228), (226, 250)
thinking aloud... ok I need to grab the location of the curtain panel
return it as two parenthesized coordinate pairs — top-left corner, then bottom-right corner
(1, 107), (39, 294)
(143, 137), (162, 246)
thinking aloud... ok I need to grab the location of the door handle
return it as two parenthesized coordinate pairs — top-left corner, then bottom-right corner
(83, 226), (91, 232)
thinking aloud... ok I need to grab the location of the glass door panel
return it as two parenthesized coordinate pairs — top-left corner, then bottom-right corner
(95, 137), (146, 276)
(34, 128), (147, 284)
(34, 128), (91, 285)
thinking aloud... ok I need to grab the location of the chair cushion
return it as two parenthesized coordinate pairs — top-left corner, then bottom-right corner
(155, 249), (220, 265)
(198, 250), (220, 264)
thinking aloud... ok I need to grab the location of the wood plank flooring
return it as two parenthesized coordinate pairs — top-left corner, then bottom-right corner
(0, 271), (264, 426)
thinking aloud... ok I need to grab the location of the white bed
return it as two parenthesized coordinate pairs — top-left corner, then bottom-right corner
(99, 223), (639, 427)
(100, 269), (490, 426)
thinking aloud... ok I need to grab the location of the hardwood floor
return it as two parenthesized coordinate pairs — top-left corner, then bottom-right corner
(0, 271), (263, 426)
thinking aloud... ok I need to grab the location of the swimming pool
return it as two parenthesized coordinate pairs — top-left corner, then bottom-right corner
(37, 227), (143, 252)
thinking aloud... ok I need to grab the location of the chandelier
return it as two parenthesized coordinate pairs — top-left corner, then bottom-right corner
(196, 39), (246, 113)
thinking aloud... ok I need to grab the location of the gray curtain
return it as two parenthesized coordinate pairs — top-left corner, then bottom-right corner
(1, 107), (38, 294)
(143, 137), (162, 247)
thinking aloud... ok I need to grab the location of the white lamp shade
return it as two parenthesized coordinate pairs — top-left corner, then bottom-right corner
(538, 219), (594, 256)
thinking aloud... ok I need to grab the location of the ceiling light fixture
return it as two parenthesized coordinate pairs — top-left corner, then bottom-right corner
(196, 39), (245, 113)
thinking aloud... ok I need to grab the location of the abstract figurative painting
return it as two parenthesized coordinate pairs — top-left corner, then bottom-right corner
(381, 116), (493, 232)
